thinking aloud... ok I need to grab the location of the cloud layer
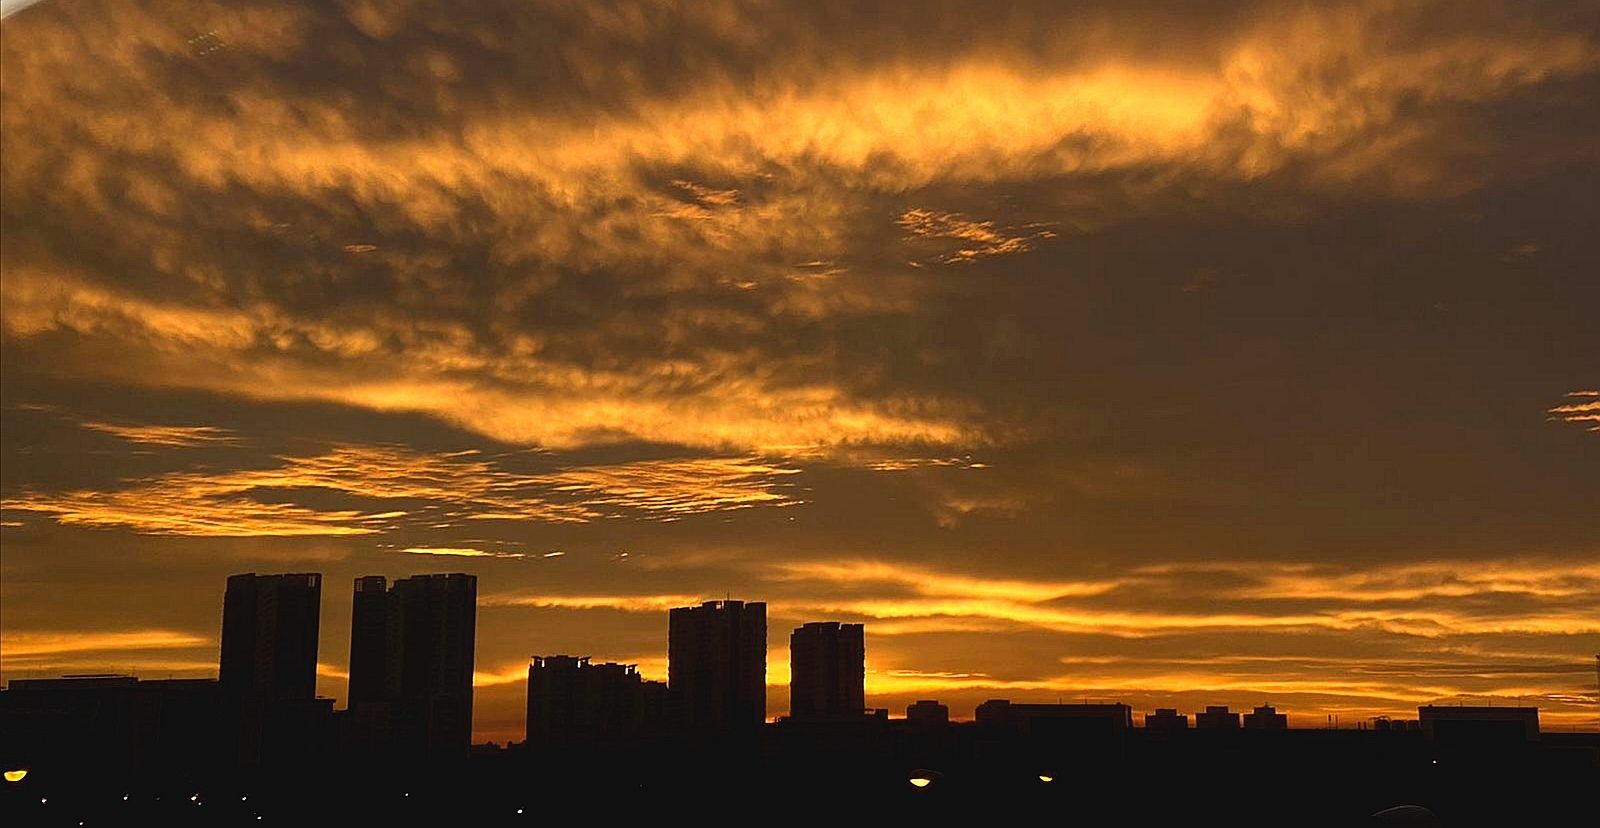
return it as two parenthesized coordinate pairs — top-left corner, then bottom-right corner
(2, 0), (1597, 741)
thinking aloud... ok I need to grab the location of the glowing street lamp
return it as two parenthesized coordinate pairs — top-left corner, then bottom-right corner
(907, 768), (943, 789)
(1038, 774), (1055, 783)
(2, 769), (27, 783)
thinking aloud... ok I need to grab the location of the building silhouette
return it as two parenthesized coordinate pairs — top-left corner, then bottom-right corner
(1145, 708), (1188, 729)
(789, 621), (865, 720)
(0, 676), (227, 772)
(1418, 705), (1539, 744)
(668, 600), (766, 736)
(345, 573), (477, 759)
(1195, 705), (1241, 729)
(526, 656), (666, 745)
(974, 700), (1133, 737)
(906, 699), (950, 727)
(220, 573), (322, 701)
(217, 573), (333, 765)
(1243, 704), (1287, 730)
(347, 575), (392, 707)
(1372, 716), (1419, 732)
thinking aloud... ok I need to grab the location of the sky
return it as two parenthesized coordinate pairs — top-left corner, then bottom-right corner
(1, 0), (1597, 743)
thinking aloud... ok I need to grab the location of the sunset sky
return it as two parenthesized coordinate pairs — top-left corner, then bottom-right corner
(2, 0), (1597, 743)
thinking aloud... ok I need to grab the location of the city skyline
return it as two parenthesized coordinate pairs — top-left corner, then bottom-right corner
(6, 565), (1599, 742)
(11, 569), (1596, 745)
(3, 0), (1599, 748)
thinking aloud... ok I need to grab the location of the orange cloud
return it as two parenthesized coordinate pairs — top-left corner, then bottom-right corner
(897, 209), (1057, 263)
(767, 559), (1122, 602)
(2, 443), (805, 536)
(1549, 390), (1600, 432)
(77, 421), (245, 448)
(479, 594), (706, 613)
(539, 456), (803, 519)
(404, 546), (525, 559)
(5, 2), (1592, 459)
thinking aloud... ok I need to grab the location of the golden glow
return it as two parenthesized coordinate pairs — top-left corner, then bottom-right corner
(1038, 775), (1054, 783)
(768, 560), (1123, 602)
(481, 594), (706, 613)
(908, 776), (932, 789)
(404, 547), (525, 559)
(487, 556), (1600, 641)
(472, 665), (534, 688)
(0, 630), (221, 689)
(3, 770), (28, 783)
(0, 630), (208, 657)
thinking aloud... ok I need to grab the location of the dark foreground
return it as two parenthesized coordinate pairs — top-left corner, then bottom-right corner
(3, 727), (1596, 826)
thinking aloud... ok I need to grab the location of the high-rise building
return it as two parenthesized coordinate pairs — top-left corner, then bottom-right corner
(789, 621), (865, 720)
(668, 599), (766, 736)
(526, 655), (667, 745)
(345, 573), (477, 758)
(220, 573), (322, 701)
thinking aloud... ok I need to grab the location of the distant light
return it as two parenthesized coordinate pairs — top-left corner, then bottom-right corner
(1038, 774), (1055, 783)
(3, 769), (26, 782)
(908, 768), (941, 789)
(908, 777), (932, 788)
(517, 809), (524, 814)
(123, 795), (129, 801)
(39, 797), (47, 804)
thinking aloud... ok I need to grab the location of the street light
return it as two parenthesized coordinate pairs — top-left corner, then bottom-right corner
(3, 769), (27, 783)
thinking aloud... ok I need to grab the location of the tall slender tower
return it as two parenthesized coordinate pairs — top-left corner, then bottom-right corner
(347, 575), (392, 707)
(668, 600), (766, 736)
